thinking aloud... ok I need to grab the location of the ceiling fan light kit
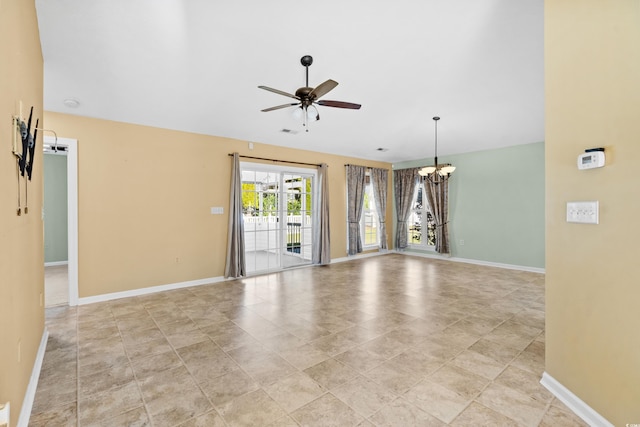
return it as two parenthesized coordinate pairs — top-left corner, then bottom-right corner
(292, 105), (319, 122)
(418, 116), (456, 181)
(259, 55), (361, 132)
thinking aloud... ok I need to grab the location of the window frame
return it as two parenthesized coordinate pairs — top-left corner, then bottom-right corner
(407, 180), (436, 251)
(360, 172), (379, 250)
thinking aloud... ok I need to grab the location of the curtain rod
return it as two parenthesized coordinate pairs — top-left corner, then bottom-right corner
(345, 163), (389, 170)
(229, 153), (323, 167)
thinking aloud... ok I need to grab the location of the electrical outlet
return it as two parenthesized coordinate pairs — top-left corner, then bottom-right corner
(459, 239), (465, 246)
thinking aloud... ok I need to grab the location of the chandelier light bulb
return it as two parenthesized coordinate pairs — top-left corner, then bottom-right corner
(440, 165), (456, 175)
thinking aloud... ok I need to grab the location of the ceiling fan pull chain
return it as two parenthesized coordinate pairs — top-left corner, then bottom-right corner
(304, 106), (308, 132)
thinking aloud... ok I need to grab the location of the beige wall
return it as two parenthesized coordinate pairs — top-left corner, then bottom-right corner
(545, 1), (640, 424)
(0, 1), (44, 425)
(44, 112), (393, 298)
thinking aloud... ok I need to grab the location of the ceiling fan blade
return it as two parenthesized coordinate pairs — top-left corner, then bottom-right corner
(317, 100), (362, 109)
(261, 103), (300, 112)
(258, 86), (299, 100)
(309, 79), (338, 99)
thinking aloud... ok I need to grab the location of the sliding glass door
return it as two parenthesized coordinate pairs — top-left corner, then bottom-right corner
(241, 164), (315, 274)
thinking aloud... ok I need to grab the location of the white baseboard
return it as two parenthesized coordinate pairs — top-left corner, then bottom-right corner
(44, 261), (68, 267)
(540, 372), (613, 427)
(18, 328), (49, 427)
(78, 252), (392, 304)
(75, 249), (540, 305)
(396, 249), (545, 274)
(77, 276), (227, 305)
(78, 253), (394, 304)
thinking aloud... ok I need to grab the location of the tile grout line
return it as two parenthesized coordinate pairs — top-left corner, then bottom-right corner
(463, 330), (547, 426)
(117, 298), (157, 427)
(141, 295), (218, 426)
(177, 306), (238, 426)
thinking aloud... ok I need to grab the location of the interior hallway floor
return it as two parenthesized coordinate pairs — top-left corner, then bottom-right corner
(30, 254), (587, 426)
(44, 264), (68, 307)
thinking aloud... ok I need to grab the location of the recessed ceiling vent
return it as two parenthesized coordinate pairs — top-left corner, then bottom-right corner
(280, 129), (299, 135)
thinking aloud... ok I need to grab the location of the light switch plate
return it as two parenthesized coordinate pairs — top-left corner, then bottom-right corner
(566, 201), (599, 224)
(210, 207), (224, 215)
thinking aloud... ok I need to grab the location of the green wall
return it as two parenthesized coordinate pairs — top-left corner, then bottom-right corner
(44, 153), (68, 263)
(394, 141), (545, 269)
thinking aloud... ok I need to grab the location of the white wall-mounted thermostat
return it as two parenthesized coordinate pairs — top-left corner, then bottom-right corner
(577, 149), (605, 170)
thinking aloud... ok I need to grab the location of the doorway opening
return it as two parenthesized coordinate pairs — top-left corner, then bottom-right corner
(241, 163), (316, 274)
(43, 136), (78, 306)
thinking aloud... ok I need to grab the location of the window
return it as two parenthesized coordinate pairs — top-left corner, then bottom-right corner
(361, 173), (379, 248)
(407, 181), (436, 249)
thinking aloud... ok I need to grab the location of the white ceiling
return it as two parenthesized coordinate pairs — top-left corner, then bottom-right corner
(35, 0), (543, 163)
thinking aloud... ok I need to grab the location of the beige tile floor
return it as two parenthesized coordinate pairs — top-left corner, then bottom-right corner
(30, 254), (588, 426)
(44, 264), (69, 307)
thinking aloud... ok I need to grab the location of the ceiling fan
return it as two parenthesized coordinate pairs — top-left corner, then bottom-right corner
(258, 55), (361, 131)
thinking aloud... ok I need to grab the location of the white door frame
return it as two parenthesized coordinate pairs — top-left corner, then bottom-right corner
(44, 136), (79, 305)
(240, 162), (317, 274)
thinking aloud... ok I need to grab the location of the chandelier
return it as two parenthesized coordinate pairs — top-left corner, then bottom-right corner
(418, 116), (455, 181)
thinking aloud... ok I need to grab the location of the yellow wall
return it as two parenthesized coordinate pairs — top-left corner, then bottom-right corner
(44, 112), (393, 298)
(0, 1), (44, 425)
(545, 1), (640, 424)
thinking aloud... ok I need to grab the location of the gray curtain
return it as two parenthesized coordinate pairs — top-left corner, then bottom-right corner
(346, 165), (367, 255)
(312, 163), (331, 265)
(370, 167), (389, 250)
(424, 173), (450, 254)
(393, 168), (419, 249)
(224, 153), (245, 278)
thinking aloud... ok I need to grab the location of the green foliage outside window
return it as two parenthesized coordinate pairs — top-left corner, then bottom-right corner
(242, 177), (311, 216)
(242, 182), (277, 216)
(409, 186), (436, 246)
(285, 178), (312, 215)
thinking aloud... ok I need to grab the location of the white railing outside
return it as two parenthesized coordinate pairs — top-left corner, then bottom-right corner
(243, 215), (312, 257)
(243, 214), (312, 225)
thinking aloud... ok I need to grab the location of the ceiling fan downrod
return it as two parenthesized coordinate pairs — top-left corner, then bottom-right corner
(301, 55), (313, 88)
